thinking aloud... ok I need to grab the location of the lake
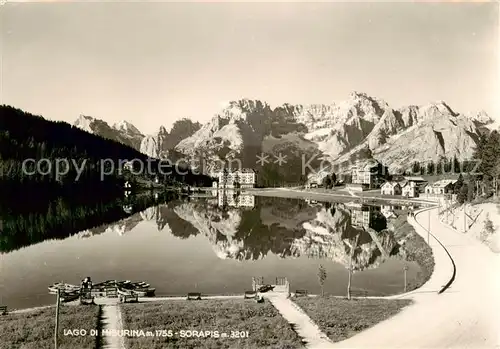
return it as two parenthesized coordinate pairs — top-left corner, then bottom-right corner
(0, 192), (422, 309)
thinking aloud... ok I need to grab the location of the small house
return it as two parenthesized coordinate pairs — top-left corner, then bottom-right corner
(381, 181), (402, 196)
(426, 179), (457, 195)
(402, 181), (419, 198)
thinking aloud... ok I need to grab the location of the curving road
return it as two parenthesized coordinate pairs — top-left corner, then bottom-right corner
(332, 207), (500, 349)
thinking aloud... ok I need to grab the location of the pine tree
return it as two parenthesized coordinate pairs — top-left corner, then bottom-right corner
(323, 175), (332, 189)
(457, 184), (468, 204)
(331, 172), (337, 186)
(454, 174), (464, 195)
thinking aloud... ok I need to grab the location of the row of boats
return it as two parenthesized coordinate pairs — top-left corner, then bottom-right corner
(48, 280), (156, 301)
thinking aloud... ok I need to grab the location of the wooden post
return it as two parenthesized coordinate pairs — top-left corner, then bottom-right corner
(428, 209), (430, 245)
(54, 288), (61, 349)
(347, 264), (352, 300)
(464, 204), (467, 233)
(347, 234), (360, 300)
(403, 266), (408, 293)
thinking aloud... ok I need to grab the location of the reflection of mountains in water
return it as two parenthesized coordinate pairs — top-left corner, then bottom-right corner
(170, 198), (404, 270)
(76, 198), (406, 271)
(292, 203), (399, 271)
(77, 204), (174, 238)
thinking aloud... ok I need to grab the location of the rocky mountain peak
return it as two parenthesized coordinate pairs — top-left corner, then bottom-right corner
(74, 114), (96, 133)
(113, 120), (143, 136)
(467, 110), (493, 125)
(217, 99), (271, 122)
(424, 101), (457, 117)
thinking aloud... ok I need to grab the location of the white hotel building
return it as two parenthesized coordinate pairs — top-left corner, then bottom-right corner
(211, 168), (256, 189)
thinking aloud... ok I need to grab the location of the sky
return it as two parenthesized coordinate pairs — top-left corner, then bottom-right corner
(1, 1), (498, 134)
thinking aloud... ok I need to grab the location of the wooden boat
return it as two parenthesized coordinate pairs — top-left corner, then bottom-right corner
(117, 288), (133, 296)
(60, 291), (80, 302)
(48, 283), (80, 294)
(120, 282), (149, 290)
(257, 285), (275, 293)
(132, 288), (155, 297)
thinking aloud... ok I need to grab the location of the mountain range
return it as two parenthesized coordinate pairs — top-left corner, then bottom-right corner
(73, 92), (495, 181)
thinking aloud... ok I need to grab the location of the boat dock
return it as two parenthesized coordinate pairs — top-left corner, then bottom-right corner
(252, 276), (290, 296)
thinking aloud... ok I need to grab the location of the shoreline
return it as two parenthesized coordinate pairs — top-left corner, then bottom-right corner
(6, 190), (442, 313)
(247, 187), (437, 205)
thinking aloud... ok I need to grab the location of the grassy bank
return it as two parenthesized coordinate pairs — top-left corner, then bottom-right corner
(391, 213), (435, 291)
(293, 297), (412, 342)
(0, 305), (100, 349)
(121, 299), (303, 349)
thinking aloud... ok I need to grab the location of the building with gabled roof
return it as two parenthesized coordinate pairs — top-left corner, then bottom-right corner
(402, 181), (419, 197)
(381, 181), (402, 196)
(425, 179), (457, 195)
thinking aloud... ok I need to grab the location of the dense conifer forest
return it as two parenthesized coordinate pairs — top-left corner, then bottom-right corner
(0, 105), (210, 251)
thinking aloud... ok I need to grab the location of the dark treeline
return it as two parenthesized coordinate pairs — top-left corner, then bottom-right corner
(473, 130), (500, 194)
(0, 105), (211, 252)
(0, 105), (212, 191)
(407, 156), (478, 176)
(451, 129), (500, 203)
(0, 191), (178, 253)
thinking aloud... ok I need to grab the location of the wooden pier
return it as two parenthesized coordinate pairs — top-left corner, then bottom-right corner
(252, 277), (290, 296)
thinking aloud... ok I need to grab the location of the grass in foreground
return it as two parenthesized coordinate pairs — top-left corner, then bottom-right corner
(121, 299), (303, 349)
(294, 296), (412, 342)
(0, 305), (100, 349)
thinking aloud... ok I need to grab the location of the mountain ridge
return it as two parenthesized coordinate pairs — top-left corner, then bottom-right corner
(72, 92), (495, 181)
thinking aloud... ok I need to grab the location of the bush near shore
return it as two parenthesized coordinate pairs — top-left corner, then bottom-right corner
(391, 213), (435, 292)
(293, 297), (412, 342)
(121, 299), (303, 349)
(0, 305), (100, 349)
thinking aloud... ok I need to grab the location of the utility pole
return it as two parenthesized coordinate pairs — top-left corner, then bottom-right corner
(54, 288), (61, 349)
(428, 208), (430, 245)
(347, 233), (360, 300)
(403, 265), (409, 293)
(464, 204), (467, 233)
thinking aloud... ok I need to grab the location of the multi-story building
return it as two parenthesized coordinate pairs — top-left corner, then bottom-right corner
(212, 168), (256, 188)
(351, 161), (388, 189)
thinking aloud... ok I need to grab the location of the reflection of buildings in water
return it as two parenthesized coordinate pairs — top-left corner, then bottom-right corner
(304, 198), (321, 207)
(381, 205), (396, 219)
(217, 190), (255, 208)
(345, 203), (381, 229)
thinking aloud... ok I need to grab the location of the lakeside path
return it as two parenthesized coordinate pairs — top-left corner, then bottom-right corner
(331, 207), (500, 349)
(100, 299), (126, 349)
(251, 188), (499, 347)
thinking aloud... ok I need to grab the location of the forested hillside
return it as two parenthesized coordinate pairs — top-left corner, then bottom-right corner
(0, 105), (210, 202)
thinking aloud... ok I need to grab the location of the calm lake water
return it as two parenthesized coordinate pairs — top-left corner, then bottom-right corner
(0, 193), (422, 309)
